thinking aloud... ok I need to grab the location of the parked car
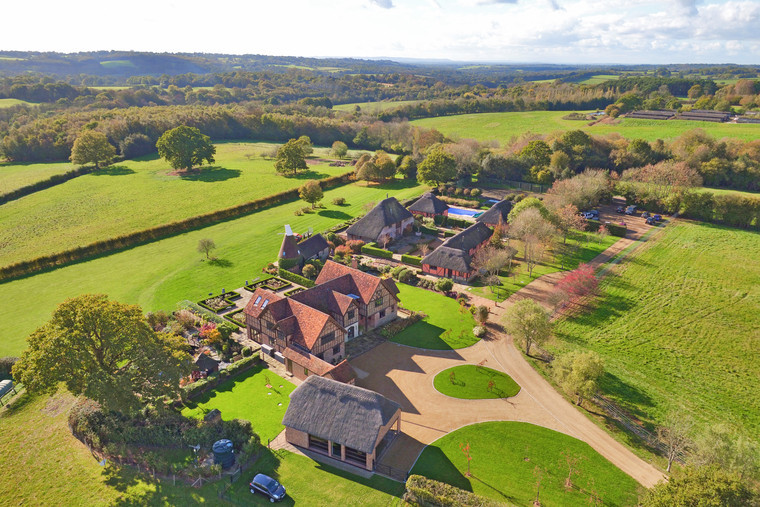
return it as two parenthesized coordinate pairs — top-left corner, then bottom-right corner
(250, 473), (286, 502)
(641, 211), (650, 218)
(653, 214), (662, 222)
(625, 205), (637, 215)
(581, 211), (599, 220)
(615, 206), (624, 214)
(646, 216), (656, 225)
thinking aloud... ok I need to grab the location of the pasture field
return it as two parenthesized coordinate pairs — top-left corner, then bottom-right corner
(0, 160), (75, 195)
(577, 74), (620, 85)
(410, 110), (760, 144)
(0, 392), (403, 505)
(0, 179), (426, 357)
(552, 221), (760, 444)
(411, 421), (641, 506)
(334, 100), (422, 113)
(0, 98), (32, 108)
(0, 141), (357, 268)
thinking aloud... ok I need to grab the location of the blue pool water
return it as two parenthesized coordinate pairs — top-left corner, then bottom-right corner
(448, 207), (483, 218)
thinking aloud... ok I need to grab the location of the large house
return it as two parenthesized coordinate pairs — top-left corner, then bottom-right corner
(244, 261), (398, 381)
(282, 376), (401, 471)
(407, 192), (449, 218)
(315, 261), (400, 332)
(346, 197), (414, 244)
(421, 222), (493, 283)
(476, 199), (512, 227)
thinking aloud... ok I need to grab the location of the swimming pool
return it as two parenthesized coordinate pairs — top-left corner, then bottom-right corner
(448, 207), (483, 218)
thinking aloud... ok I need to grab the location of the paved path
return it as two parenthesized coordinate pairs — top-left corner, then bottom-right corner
(350, 212), (667, 488)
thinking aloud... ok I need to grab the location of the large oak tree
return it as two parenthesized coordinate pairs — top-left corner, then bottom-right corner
(13, 294), (191, 413)
(156, 125), (216, 172)
(70, 130), (116, 170)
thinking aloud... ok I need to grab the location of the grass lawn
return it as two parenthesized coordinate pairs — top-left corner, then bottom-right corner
(468, 231), (618, 302)
(333, 100), (422, 113)
(0, 391), (403, 505)
(411, 421), (641, 507)
(0, 97), (32, 108)
(577, 74), (620, 85)
(0, 160), (76, 195)
(411, 110), (760, 144)
(182, 364), (295, 442)
(0, 141), (357, 268)
(552, 221), (760, 445)
(0, 179), (426, 357)
(433, 365), (520, 399)
(392, 284), (479, 350)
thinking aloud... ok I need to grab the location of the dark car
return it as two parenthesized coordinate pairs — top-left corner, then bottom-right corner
(250, 473), (286, 502)
(645, 216), (656, 225)
(641, 211), (650, 218)
(653, 214), (662, 222)
(615, 206), (624, 213)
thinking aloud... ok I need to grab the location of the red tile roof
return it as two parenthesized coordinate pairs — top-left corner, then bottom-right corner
(324, 359), (357, 384)
(290, 285), (357, 316)
(244, 288), (283, 319)
(316, 261), (399, 304)
(281, 347), (333, 376)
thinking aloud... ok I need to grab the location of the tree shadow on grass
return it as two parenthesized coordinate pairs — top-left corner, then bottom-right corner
(92, 165), (135, 176)
(286, 170), (331, 180)
(411, 446), (472, 491)
(208, 258), (233, 268)
(179, 166), (241, 182)
(470, 474), (520, 504)
(317, 209), (352, 220)
(598, 372), (655, 420)
(392, 321), (453, 350)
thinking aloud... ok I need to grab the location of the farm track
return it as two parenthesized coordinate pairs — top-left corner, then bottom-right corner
(351, 204), (666, 488)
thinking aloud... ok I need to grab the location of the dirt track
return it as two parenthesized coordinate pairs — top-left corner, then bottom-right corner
(350, 208), (667, 488)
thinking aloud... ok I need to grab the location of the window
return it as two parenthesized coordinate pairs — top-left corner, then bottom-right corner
(379, 310), (386, 319)
(332, 344), (341, 354)
(253, 295), (262, 306)
(266, 321), (274, 330)
(304, 367), (309, 376)
(320, 332), (335, 345)
(347, 310), (355, 320)
(375, 297), (383, 307)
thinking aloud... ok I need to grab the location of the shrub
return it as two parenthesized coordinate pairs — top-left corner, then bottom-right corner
(454, 188), (463, 196)
(346, 239), (365, 253)
(470, 188), (482, 197)
(473, 326), (487, 338)
(301, 264), (317, 279)
(401, 254), (422, 266)
(435, 278), (454, 292)
(334, 245), (352, 262)
(360, 243), (393, 259)
(0, 357), (19, 377)
(404, 475), (502, 507)
(463, 188), (471, 196)
(242, 347), (253, 357)
(146, 311), (170, 331)
(175, 309), (197, 330)
(293, 209), (303, 216)
(332, 197), (346, 205)
(398, 269), (418, 284)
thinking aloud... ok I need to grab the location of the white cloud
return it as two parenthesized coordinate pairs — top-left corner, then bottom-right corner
(368, 0), (395, 8)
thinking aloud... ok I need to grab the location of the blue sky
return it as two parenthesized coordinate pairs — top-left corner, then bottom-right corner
(2, 0), (759, 64)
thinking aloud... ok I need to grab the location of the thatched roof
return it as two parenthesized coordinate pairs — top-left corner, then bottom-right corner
(282, 376), (401, 454)
(346, 197), (413, 242)
(476, 200), (512, 227)
(422, 246), (471, 272)
(408, 192), (448, 215)
(443, 222), (492, 252)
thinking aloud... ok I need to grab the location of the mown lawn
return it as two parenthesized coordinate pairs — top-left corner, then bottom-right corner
(0, 392), (403, 506)
(182, 364), (295, 442)
(0, 141), (357, 267)
(333, 100), (422, 113)
(467, 231), (618, 302)
(411, 421), (641, 507)
(0, 160), (75, 195)
(411, 110), (760, 144)
(0, 98), (32, 108)
(552, 221), (760, 445)
(433, 365), (520, 399)
(392, 284), (479, 350)
(0, 179), (426, 357)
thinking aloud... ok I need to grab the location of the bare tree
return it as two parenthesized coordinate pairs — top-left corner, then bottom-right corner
(473, 245), (515, 279)
(553, 204), (587, 244)
(657, 411), (693, 473)
(510, 208), (557, 278)
(560, 450), (584, 491)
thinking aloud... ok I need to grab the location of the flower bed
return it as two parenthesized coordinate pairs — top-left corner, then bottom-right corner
(224, 309), (247, 327)
(199, 296), (235, 313)
(244, 276), (292, 292)
(283, 287), (305, 297)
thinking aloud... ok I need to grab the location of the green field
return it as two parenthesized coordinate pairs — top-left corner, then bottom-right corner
(467, 231), (618, 302)
(393, 284), (479, 350)
(411, 421), (641, 506)
(0, 142), (355, 268)
(0, 392), (403, 505)
(411, 110), (760, 144)
(578, 74), (620, 85)
(0, 97), (32, 108)
(553, 221), (760, 443)
(433, 365), (520, 399)
(0, 160), (75, 195)
(0, 179), (425, 357)
(334, 100), (422, 113)
(99, 60), (136, 69)
(182, 365), (295, 442)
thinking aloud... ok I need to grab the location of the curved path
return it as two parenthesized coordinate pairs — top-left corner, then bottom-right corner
(350, 209), (666, 488)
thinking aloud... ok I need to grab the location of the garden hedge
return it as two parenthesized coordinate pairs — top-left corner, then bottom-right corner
(0, 171), (353, 282)
(277, 268), (315, 288)
(0, 166), (93, 205)
(361, 243), (394, 259)
(403, 475), (502, 507)
(401, 254), (422, 266)
(183, 355), (260, 399)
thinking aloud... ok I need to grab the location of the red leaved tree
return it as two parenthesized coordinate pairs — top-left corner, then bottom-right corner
(552, 264), (598, 308)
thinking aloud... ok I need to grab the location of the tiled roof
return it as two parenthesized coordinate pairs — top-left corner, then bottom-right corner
(345, 197), (413, 242)
(290, 285), (357, 317)
(324, 359), (357, 384)
(408, 192), (449, 215)
(283, 376), (401, 454)
(298, 234), (329, 260)
(316, 261), (399, 305)
(279, 234), (301, 260)
(281, 347), (334, 376)
(244, 288), (283, 319)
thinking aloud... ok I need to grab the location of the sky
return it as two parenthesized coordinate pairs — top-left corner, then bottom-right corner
(2, 0), (759, 64)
